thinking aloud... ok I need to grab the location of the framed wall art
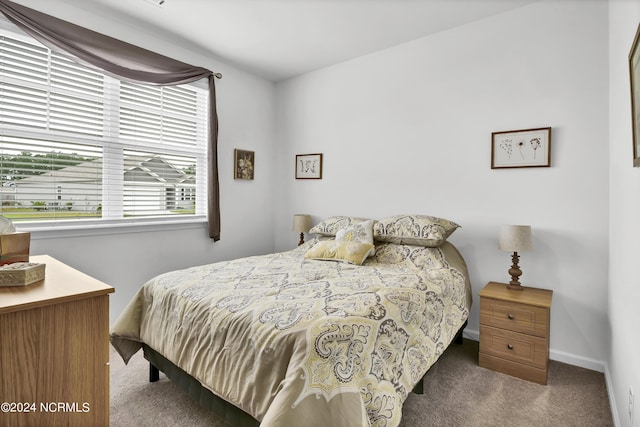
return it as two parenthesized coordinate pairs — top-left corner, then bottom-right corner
(629, 21), (640, 167)
(491, 127), (551, 169)
(234, 149), (254, 180)
(295, 153), (323, 179)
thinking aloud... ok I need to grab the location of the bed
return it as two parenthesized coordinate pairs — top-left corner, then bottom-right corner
(110, 215), (472, 427)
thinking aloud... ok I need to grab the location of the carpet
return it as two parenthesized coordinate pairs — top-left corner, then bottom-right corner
(110, 339), (613, 426)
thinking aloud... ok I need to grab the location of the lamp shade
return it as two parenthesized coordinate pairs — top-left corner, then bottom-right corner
(498, 225), (532, 252)
(292, 214), (311, 233)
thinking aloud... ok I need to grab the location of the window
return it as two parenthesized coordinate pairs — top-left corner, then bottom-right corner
(0, 29), (208, 226)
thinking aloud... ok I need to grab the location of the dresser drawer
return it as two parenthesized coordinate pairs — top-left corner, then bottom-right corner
(480, 297), (549, 338)
(479, 325), (548, 369)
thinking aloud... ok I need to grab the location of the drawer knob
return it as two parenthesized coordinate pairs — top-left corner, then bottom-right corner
(507, 313), (514, 320)
(507, 344), (514, 350)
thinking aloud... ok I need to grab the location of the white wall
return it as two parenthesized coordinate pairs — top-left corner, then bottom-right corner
(609, 1), (640, 426)
(10, 1), (278, 322)
(274, 0), (610, 369)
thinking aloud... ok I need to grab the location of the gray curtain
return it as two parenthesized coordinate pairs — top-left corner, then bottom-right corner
(0, 0), (221, 240)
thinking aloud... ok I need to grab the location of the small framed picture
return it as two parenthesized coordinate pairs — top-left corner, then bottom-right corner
(629, 22), (640, 167)
(295, 153), (323, 179)
(491, 127), (551, 169)
(234, 149), (254, 180)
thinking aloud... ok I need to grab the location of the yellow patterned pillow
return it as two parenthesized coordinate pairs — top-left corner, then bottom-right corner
(335, 219), (375, 257)
(304, 240), (374, 265)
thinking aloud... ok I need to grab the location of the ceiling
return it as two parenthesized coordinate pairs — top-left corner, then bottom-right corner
(22, 0), (538, 82)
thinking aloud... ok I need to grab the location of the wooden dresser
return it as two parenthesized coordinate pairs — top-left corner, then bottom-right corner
(478, 281), (552, 385)
(0, 255), (114, 427)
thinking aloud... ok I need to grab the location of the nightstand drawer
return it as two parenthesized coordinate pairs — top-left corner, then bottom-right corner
(480, 297), (549, 338)
(479, 353), (548, 385)
(479, 325), (548, 369)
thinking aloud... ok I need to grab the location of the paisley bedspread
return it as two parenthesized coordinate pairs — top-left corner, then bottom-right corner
(110, 240), (471, 427)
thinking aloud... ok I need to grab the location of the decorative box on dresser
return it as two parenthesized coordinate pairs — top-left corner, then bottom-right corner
(478, 281), (553, 385)
(0, 255), (114, 427)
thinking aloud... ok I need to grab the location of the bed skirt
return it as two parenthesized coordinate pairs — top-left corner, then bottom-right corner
(142, 320), (467, 426)
(143, 344), (260, 427)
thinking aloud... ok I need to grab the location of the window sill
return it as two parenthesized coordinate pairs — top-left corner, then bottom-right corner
(15, 216), (208, 240)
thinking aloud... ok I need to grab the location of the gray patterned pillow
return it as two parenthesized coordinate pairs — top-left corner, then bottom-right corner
(309, 216), (371, 236)
(373, 214), (460, 247)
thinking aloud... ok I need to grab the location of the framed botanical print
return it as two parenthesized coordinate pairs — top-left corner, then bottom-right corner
(629, 22), (640, 167)
(491, 127), (551, 169)
(234, 149), (254, 180)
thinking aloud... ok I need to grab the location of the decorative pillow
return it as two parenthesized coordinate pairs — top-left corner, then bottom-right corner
(304, 240), (374, 265)
(309, 216), (371, 236)
(335, 219), (375, 257)
(373, 214), (460, 247)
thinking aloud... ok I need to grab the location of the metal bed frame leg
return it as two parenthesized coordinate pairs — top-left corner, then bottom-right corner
(412, 379), (424, 394)
(454, 320), (467, 345)
(150, 363), (160, 382)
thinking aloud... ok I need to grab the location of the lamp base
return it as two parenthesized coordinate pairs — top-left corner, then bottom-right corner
(506, 251), (524, 291)
(298, 232), (305, 246)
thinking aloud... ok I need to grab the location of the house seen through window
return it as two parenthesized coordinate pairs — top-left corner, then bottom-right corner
(0, 28), (208, 225)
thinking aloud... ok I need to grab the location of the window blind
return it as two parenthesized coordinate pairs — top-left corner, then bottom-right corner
(0, 30), (208, 224)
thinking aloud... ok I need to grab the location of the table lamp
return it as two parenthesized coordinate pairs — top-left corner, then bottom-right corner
(498, 225), (532, 290)
(292, 214), (311, 246)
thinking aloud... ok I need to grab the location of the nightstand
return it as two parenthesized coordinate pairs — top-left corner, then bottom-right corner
(478, 281), (552, 385)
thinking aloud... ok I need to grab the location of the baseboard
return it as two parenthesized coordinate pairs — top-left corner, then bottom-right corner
(604, 363), (621, 427)
(463, 328), (620, 426)
(462, 328), (479, 342)
(550, 348), (605, 373)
